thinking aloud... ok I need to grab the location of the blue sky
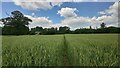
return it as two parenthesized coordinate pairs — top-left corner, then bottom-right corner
(1, 2), (118, 29)
(2, 2), (114, 23)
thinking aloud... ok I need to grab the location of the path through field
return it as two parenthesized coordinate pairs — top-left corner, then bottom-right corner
(63, 35), (69, 66)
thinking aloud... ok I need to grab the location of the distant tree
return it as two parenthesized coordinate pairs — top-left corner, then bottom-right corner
(59, 26), (70, 34)
(74, 29), (80, 34)
(35, 26), (43, 31)
(46, 27), (57, 35)
(0, 27), (2, 35)
(1, 10), (32, 35)
(30, 26), (43, 35)
(90, 26), (92, 29)
(100, 22), (106, 29)
(30, 25), (119, 35)
(107, 26), (119, 33)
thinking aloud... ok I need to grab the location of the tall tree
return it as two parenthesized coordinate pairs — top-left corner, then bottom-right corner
(90, 26), (92, 29)
(100, 22), (106, 29)
(1, 10), (32, 35)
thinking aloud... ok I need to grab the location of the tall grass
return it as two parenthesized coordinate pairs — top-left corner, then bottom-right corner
(2, 34), (119, 66)
(2, 35), (64, 66)
(66, 34), (119, 66)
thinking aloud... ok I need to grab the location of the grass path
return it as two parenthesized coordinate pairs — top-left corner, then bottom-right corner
(63, 35), (69, 66)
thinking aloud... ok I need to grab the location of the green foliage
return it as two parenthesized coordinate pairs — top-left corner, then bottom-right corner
(30, 26), (120, 35)
(1, 11), (32, 35)
(2, 26), (29, 35)
(59, 26), (70, 34)
(100, 23), (106, 29)
(30, 27), (57, 35)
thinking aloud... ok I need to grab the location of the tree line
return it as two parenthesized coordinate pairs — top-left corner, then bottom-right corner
(29, 25), (120, 35)
(0, 11), (120, 35)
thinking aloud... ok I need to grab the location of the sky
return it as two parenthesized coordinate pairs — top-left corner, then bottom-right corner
(0, 0), (119, 29)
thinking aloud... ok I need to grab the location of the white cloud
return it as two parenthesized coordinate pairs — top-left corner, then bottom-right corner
(98, 11), (106, 15)
(57, 7), (100, 29)
(13, 0), (62, 10)
(14, 2), (51, 10)
(99, 2), (118, 15)
(57, 7), (78, 18)
(97, 2), (118, 27)
(61, 17), (90, 29)
(61, 16), (101, 29)
(51, 2), (63, 7)
(1, 2), (119, 29)
(58, 2), (119, 29)
(24, 2), (118, 29)
(25, 15), (53, 28)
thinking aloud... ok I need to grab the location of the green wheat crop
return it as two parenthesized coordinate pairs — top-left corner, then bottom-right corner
(2, 34), (119, 66)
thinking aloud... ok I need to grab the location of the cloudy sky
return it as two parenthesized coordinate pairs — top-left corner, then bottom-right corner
(0, 0), (119, 29)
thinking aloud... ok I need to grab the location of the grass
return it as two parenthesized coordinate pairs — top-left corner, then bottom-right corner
(2, 34), (119, 66)
(2, 35), (64, 66)
(66, 34), (119, 66)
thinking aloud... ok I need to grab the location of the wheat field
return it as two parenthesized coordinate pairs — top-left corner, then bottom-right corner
(2, 34), (119, 66)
